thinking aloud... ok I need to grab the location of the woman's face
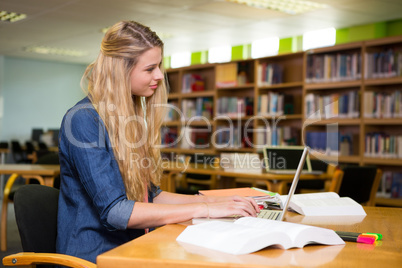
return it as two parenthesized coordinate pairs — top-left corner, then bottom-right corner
(130, 47), (164, 97)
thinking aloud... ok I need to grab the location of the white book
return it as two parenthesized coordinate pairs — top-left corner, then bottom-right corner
(279, 192), (366, 216)
(176, 217), (344, 255)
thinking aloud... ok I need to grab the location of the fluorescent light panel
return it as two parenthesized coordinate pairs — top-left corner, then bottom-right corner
(0, 10), (27, 22)
(226, 0), (328, 15)
(303, 27), (336, 50)
(25, 46), (88, 57)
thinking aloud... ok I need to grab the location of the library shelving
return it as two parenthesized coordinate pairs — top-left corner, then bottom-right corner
(163, 35), (402, 206)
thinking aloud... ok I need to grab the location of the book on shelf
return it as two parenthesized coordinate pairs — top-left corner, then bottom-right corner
(257, 63), (283, 86)
(176, 217), (345, 255)
(161, 127), (178, 148)
(216, 63), (238, 88)
(377, 171), (402, 199)
(255, 126), (298, 147)
(305, 91), (359, 119)
(305, 131), (348, 156)
(181, 73), (205, 93)
(306, 52), (361, 83)
(364, 49), (402, 79)
(363, 90), (402, 118)
(217, 96), (253, 117)
(277, 192), (366, 216)
(180, 127), (211, 149)
(182, 97), (213, 120)
(364, 132), (402, 159)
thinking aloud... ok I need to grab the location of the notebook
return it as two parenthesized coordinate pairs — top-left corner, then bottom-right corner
(263, 145), (322, 175)
(257, 147), (309, 221)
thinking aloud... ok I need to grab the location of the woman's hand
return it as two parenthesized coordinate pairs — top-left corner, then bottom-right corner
(204, 195), (260, 218)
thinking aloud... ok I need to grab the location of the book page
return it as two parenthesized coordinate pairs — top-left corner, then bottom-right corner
(176, 220), (291, 254)
(291, 197), (366, 216)
(177, 217), (344, 255)
(279, 192), (340, 203)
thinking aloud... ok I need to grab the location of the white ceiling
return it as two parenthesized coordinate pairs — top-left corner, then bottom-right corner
(1, 0), (402, 65)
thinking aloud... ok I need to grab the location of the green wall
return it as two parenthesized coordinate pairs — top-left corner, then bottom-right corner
(0, 57), (86, 142)
(164, 18), (402, 68)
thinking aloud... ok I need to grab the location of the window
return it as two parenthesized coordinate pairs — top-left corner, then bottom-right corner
(208, 46), (231, 63)
(251, 37), (279, 58)
(303, 28), (336, 51)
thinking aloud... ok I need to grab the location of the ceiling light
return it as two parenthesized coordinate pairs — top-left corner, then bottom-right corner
(226, 0), (328, 15)
(25, 46), (88, 57)
(0, 10), (27, 22)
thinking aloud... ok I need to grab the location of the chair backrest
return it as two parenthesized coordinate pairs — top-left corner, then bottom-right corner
(0, 141), (9, 149)
(337, 166), (382, 206)
(14, 184), (59, 253)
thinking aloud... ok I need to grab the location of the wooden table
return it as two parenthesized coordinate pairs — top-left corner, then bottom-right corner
(162, 161), (332, 194)
(0, 164), (60, 251)
(97, 207), (402, 267)
(0, 164), (60, 187)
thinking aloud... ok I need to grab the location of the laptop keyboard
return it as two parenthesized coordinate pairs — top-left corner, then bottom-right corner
(257, 210), (282, 220)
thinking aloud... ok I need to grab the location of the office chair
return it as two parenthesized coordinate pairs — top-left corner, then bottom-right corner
(2, 184), (96, 268)
(0, 141), (9, 149)
(10, 140), (30, 163)
(329, 166), (382, 206)
(1, 152), (60, 251)
(297, 159), (337, 193)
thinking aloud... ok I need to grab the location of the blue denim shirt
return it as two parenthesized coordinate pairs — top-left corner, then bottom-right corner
(56, 97), (161, 263)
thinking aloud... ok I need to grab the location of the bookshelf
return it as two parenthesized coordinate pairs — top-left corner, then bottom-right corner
(163, 35), (402, 206)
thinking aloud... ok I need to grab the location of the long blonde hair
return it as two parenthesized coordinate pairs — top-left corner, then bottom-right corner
(81, 21), (167, 201)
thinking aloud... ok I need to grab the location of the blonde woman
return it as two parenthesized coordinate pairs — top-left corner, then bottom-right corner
(57, 21), (259, 263)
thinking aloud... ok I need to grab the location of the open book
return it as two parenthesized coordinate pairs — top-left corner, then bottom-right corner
(278, 192), (366, 216)
(176, 217), (344, 255)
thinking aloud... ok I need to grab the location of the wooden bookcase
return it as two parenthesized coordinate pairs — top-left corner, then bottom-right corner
(163, 35), (402, 206)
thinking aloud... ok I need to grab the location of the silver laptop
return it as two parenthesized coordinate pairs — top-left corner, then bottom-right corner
(257, 147), (309, 221)
(263, 145), (322, 175)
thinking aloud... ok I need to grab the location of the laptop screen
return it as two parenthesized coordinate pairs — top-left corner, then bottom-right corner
(263, 146), (311, 172)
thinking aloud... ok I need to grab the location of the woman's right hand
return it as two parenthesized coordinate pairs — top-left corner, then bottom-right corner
(203, 195), (260, 218)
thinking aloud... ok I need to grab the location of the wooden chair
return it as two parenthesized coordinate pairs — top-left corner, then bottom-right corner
(2, 184), (96, 268)
(329, 166), (382, 206)
(177, 155), (220, 194)
(1, 152), (60, 251)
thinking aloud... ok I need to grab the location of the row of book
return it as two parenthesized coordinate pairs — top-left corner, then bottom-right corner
(216, 97), (254, 117)
(164, 101), (180, 122)
(180, 127), (212, 149)
(305, 91), (360, 119)
(257, 63), (283, 86)
(306, 53), (362, 83)
(364, 49), (402, 79)
(215, 62), (252, 88)
(161, 127), (178, 148)
(305, 131), (354, 156)
(364, 132), (402, 159)
(257, 93), (294, 116)
(363, 90), (402, 118)
(182, 97), (213, 120)
(377, 171), (402, 199)
(215, 126), (253, 149)
(182, 73), (206, 93)
(254, 126), (298, 147)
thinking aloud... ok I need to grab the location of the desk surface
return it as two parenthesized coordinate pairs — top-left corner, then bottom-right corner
(0, 164), (60, 176)
(97, 207), (402, 268)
